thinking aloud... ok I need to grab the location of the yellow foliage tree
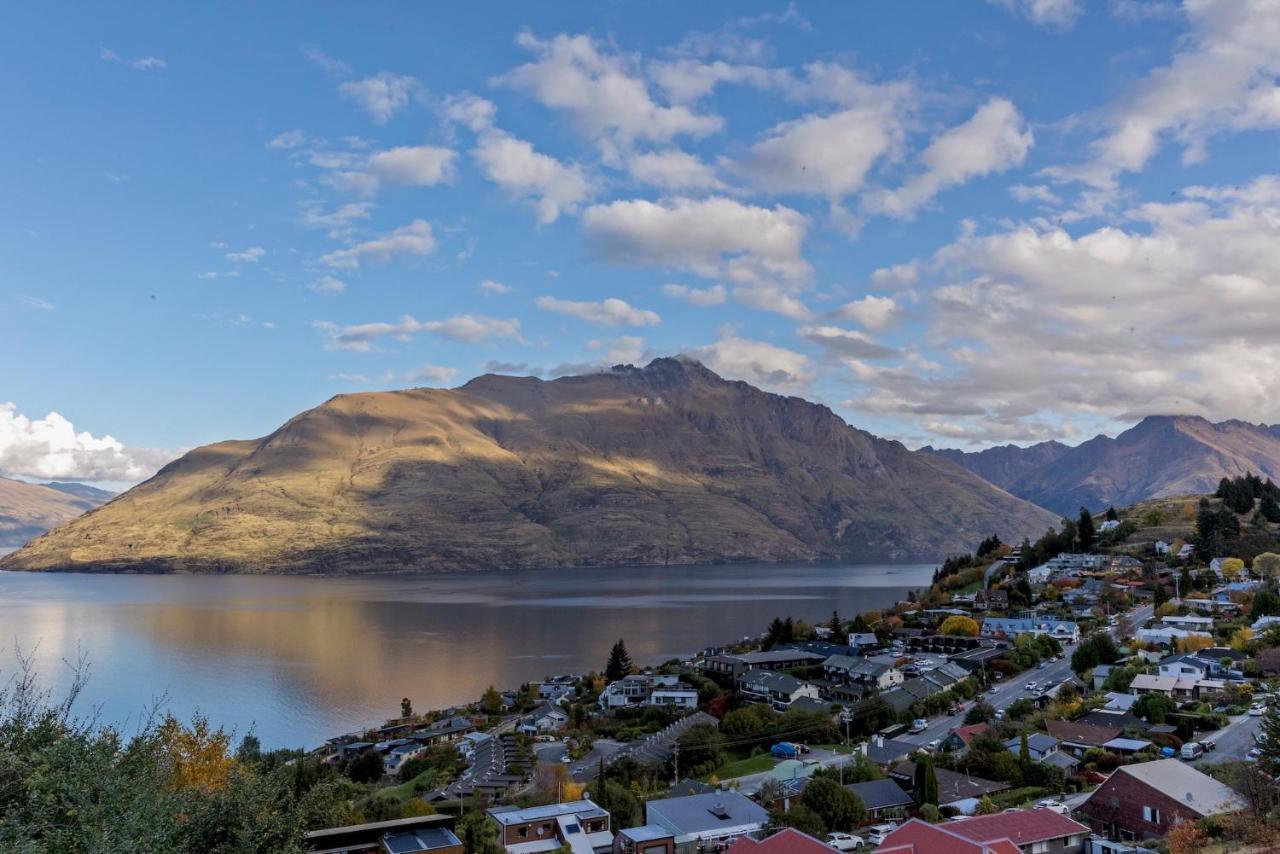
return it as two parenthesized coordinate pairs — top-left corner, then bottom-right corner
(1181, 502), (1197, 521)
(156, 714), (237, 794)
(1253, 552), (1280, 577)
(1219, 558), (1245, 580)
(939, 615), (980, 637)
(1176, 635), (1214, 653)
(561, 780), (586, 801)
(1229, 627), (1253, 651)
(1166, 819), (1206, 854)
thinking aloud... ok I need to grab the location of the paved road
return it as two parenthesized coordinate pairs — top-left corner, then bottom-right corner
(1203, 711), (1263, 762)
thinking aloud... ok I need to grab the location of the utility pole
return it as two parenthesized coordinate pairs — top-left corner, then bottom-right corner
(672, 743), (679, 784)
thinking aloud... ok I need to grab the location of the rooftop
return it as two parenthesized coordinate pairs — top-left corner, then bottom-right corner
(943, 808), (1089, 846)
(877, 819), (1021, 854)
(487, 799), (607, 827)
(845, 778), (914, 810)
(646, 791), (768, 835)
(381, 827), (463, 854)
(727, 828), (833, 853)
(1097, 758), (1246, 817)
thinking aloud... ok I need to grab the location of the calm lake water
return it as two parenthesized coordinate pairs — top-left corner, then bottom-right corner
(0, 562), (934, 749)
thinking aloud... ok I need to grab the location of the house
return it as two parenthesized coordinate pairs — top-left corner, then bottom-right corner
(1101, 738), (1153, 756)
(859, 734), (918, 767)
(644, 791), (768, 848)
(845, 778), (914, 820)
(939, 723), (990, 754)
(700, 650), (826, 683)
(613, 825), (675, 854)
(1156, 653), (1211, 680)
(1160, 614), (1213, 632)
(727, 828), (833, 854)
(384, 742), (429, 776)
(648, 686), (699, 710)
(1098, 519), (1121, 533)
(305, 815), (463, 854)
(1154, 540), (1170, 556)
(518, 702), (569, 734)
(487, 800), (612, 853)
(1134, 627), (1210, 649)
(1044, 721), (1121, 757)
(1005, 732), (1061, 763)
(1103, 692), (1139, 713)
(823, 655), (903, 690)
(888, 762), (1009, 814)
(410, 717), (476, 746)
(877, 811), (1091, 854)
(981, 618), (1080, 644)
(739, 671), (821, 710)
(1251, 614), (1280, 633)
(975, 589), (1009, 611)
(1078, 758), (1245, 842)
(847, 632), (881, 652)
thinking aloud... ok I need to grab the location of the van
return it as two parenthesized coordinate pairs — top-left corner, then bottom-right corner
(1181, 742), (1204, 760)
(909, 718), (928, 734)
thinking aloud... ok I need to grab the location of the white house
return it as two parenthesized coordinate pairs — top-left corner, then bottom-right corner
(1161, 614), (1215, 632)
(647, 687), (699, 710)
(981, 617), (1079, 643)
(1252, 614), (1280, 633)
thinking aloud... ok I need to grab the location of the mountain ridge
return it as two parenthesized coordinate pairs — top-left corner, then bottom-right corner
(1, 358), (1055, 574)
(0, 477), (113, 548)
(927, 414), (1280, 515)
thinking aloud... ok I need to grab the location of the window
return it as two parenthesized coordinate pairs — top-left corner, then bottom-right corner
(1030, 843), (1049, 854)
(1142, 805), (1161, 824)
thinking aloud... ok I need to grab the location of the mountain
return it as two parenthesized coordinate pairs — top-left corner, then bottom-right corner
(0, 359), (1055, 574)
(0, 477), (112, 549)
(929, 415), (1280, 516)
(41, 481), (117, 504)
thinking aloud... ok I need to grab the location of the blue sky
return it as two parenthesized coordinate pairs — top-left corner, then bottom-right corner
(5, 0), (1280, 485)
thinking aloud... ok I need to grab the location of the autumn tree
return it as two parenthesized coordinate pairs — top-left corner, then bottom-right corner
(1253, 552), (1280, 577)
(1219, 557), (1245, 581)
(939, 615), (980, 637)
(605, 639), (633, 682)
(1166, 819), (1206, 854)
(156, 714), (238, 794)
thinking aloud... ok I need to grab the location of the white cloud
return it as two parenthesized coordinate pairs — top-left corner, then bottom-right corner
(267, 129), (305, 150)
(0, 402), (172, 482)
(865, 98), (1033, 218)
(732, 105), (905, 196)
(321, 219), (435, 269)
(319, 314), (521, 351)
(1059, 0), (1280, 187)
(16, 294), (55, 312)
(796, 325), (899, 359)
(833, 295), (899, 330)
(442, 92), (497, 132)
(309, 275), (346, 294)
(500, 31), (721, 155)
(587, 335), (649, 365)
(662, 283), (727, 306)
(366, 145), (457, 187)
(301, 202), (374, 237)
(535, 296), (661, 327)
(1010, 183), (1061, 205)
(478, 279), (512, 294)
(339, 72), (420, 123)
(225, 246), (265, 263)
(406, 364), (459, 385)
(843, 175), (1280, 441)
(99, 46), (168, 71)
(303, 47), (352, 77)
(472, 131), (592, 224)
(988, 0), (1084, 29)
(689, 336), (815, 395)
(627, 150), (724, 191)
(583, 196), (810, 288)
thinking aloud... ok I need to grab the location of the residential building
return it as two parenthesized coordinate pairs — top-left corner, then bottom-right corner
(1160, 614), (1213, 632)
(846, 778), (913, 820)
(738, 671), (820, 710)
(487, 800), (612, 853)
(305, 815), (463, 854)
(727, 828), (832, 854)
(888, 762), (1009, 813)
(700, 650), (825, 683)
(1252, 614), (1280, 633)
(409, 717), (476, 746)
(648, 686), (699, 710)
(823, 655), (903, 690)
(1078, 758), (1245, 842)
(612, 826), (675, 854)
(876, 819), (1022, 854)
(939, 723), (990, 754)
(644, 791), (768, 848)
(847, 632), (880, 652)
(981, 618), (1080, 644)
(859, 734), (918, 768)
(518, 702), (569, 734)
(937, 809), (1090, 854)
(1134, 626), (1210, 649)
(1044, 721), (1121, 758)
(1005, 732), (1061, 763)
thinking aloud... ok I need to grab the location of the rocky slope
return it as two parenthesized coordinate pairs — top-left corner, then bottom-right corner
(930, 415), (1280, 516)
(0, 477), (113, 548)
(1, 359), (1056, 574)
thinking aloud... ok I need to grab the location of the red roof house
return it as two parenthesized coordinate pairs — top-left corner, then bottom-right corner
(877, 820), (1022, 854)
(878, 809), (1089, 854)
(727, 828), (832, 853)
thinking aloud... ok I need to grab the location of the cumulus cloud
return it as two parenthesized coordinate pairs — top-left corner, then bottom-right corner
(366, 145), (456, 187)
(472, 132), (592, 224)
(321, 219), (435, 269)
(689, 336), (815, 395)
(500, 31), (721, 155)
(662, 283), (727, 306)
(478, 279), (511, 294)
(1059, 0), (1280, 187)
(309, 275), (346, 294)
(588, 335), (648, 365)
(339, 72), (420, 123)
(797, 325), (899, 360)
(535, 296), (661, 327)
(267, 129), (305, 149)
(406, 364), (459, 386)
(442, 92), (498, 132)
(627, 150), (724, 191)
(865, 98), (1033, 218)
(833, 295), (899, 330)
(988, 0), (1084, 29)
(843, 175), (1280, 442)
(0, 402), (172, 482)
(319, 313), (520, 351)
(583, 196), (809, 287)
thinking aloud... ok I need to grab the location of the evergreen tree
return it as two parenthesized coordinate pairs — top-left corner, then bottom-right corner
(1105, 507), (1119, 522)
(1261, 490), (1280, 523)
(400, 697), (413, 718)
(913, 756), (939, 806)
(1019, 732), (1030, 766)
(605, 639), (633, 682)
(1077, 507), (1096, 552)
(828, 611), (842, 635)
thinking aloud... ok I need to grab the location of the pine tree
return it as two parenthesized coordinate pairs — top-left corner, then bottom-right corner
(913, 756), (939, 806)
(1105, 507), (1118, 522)
(605, 639), (633, 682)
(1077, 507), (1096, 552)
(401, 697), (413, 718)
(828, 611), (842, 635)
(1019, 732), (1030, 766)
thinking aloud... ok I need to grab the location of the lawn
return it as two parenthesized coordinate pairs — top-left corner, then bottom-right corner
(382, 768), (438, 801)
(705, 753), (777, 781)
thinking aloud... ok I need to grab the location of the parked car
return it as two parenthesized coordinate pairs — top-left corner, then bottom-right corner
(1180, 742), (1204, 760)
(992, 671), (1004, 681)
(1025, 681), (1038, 691)
(1036, 799), (1070, 816)
(827, 832), (865, 851)
(988, 686), (999, 695)
(1248, 747), (1263, 760)
(1200, 738), (1216, 751)
(1249, 704), (1266, 716)
(865, 825), (898, 846)
(994, 709), (1005, 720)
(927, 737), (943, 750)
(909, 719), (928, 734)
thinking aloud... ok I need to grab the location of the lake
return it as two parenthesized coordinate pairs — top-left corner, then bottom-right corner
(0, 562), (934, 749)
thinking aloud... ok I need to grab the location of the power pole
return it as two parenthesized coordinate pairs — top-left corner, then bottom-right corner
(672, 743), (679, 784)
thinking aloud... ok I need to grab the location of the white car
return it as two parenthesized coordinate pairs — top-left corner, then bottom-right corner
(927, 737), (943, 750)
(827, 832), (865, 851)
(1036, 799), (1070, 816)
(1249, 704), (1266, 716)
(1248, 747), (1263, 760)
(865, 825), (898, 846)
(988, 686), (1000, 695)
(1025, 681), (1038, 691)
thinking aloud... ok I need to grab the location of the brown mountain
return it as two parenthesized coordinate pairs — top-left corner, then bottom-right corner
(1, 359), (1055, 574)
(930, 415), (1280, 516)
(0, 477), (112, 549)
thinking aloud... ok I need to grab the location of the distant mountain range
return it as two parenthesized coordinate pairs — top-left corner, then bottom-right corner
(0, 478), (115, 549)
(0, 358), (1055, 574)
(926, 415), (1280, 516)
